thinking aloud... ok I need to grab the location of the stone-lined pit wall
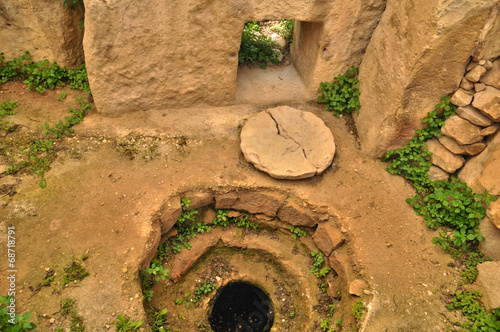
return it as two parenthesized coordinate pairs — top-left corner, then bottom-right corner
(0, 0), (85, 68)
(355, 0), (499, 158)
(83, 0), (386, 116)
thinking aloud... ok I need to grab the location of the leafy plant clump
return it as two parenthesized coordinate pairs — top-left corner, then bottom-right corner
(352, 299), (364, 321)
(0, 100), (18, 132)
(239, 21), (285, 69)
(44, 97), (92, 139)
(62, 261), (90, 285)
(290, 226), (307, 239)
(447, 290), (500, 331)
(310, 251), (331, 278)
(318, 66), (360, 117)
(0, 52), (91, 94)
(116, 314), (143, 332)
(0, 295), (36, 331)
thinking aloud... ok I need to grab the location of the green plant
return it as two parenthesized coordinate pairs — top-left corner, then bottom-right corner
(447, 290), (500, 331)
(318, 66), (360, 117)
(352, 299), (364, 321)
(147, 259), (169, 282)
(43, 97), (92, 139)
(61, 299), (75, 316)
(0, 100), (18, 132)
(61, 0), (84, 10)
(149, 308), (169, 332)
(63, 261), (89, 285)
(335, 318), (343, 326)
(239, 21), (283, 69)
(116, 314), (143, 331)
(290, 226), (307, 239)
(58, 90), (68, 101)
(310, 251), (331, 278)
(0, 295), (36, 331)
(193, 281), (216, 302)
(143, 289), (154, 303)
(0, 52), (91, 94)
(320, 318), (331, 332)
(70, 310), (85, 331)
(289, 311), (295, 318)
(327, 304), (335, 318)
(41, 276), (55, 286)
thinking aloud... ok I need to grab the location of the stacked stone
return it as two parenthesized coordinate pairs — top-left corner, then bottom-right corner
(426, 57), (500, 181)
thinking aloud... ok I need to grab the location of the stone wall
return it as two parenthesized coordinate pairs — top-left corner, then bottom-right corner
(355, 0), (499, 158)
(0, 0), (84, 68)
(83, 0), (386, 116)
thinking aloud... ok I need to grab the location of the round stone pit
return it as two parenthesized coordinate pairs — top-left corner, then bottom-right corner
(240, 106), (336, 179)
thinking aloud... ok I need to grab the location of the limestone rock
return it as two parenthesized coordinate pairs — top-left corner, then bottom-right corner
(481, 58), (500, 89)
(355, 0), (497, 157)
(438, 135), (465, 154)
(183, 192), (214, 210)
(474, 82), (487, 92)
(160, 197), (182, 234)
(425, 139), (465, 173)
(231, 191), (287, 217)
(479, 217), (500, 261)
(479, 60), (493, 70)
(277, 201), (317, 227)
(441, 115), (484, 145)
(450, 89), (474, 106)
(481, 123), (499, 136)
(312, 223), (345, 256)
(459, 142), (486, 156)
(460, 78), (475, 90)
(458, 132), (500, 229)
(428, 165), (450, 181)
(349, 279), (368, 297)
(83, 0), (385, 115)
(472, 86), (500, 121)
(215, 193), (239, 209)
(465, 65), (487, 82)
(477, 261), (500, 309)
(456, 105), (492, 127)
(240, 106), (335, 179)
(0, 0), (84, 68)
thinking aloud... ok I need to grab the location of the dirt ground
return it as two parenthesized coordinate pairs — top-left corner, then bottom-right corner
(0, 80), (475, 331)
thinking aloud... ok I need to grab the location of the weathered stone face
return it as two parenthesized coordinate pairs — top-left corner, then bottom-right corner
(0, 0), (84, 68)
(83, 0), (385, 115)
(354, 0), (499, 157)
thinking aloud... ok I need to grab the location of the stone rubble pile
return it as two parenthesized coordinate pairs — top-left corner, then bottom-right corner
(426, 57), (500, 180)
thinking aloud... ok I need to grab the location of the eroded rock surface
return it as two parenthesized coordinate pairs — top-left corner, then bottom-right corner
(240, 106), (335, 179)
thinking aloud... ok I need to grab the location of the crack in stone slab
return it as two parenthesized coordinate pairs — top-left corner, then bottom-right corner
(267, 111), (309, 161)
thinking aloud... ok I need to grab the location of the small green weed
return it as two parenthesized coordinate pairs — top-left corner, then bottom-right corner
(0, 100), (18, 132)
(352, 299), (364, 321)
(146, 259), (169, 282)
(290, 226), (306, 239)
(61, 299), (75, 316)
(62, 261), (89, 285)
(0, 295), (36, 331)
(149, 308), (169, 332)
(116, 314), (143, 331)
(176, 281), (216, 307)
(318, 66), (360, 117)
(41, 276), (55, 287)
(70, 310), (85, 332)
(447, 290), (500, 331)
(310, 251), (331, 278)
(57, 90), (68, 101)
(43, 97), (92, 139)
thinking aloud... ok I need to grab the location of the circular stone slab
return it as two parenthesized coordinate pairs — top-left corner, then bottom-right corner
(240, 106), (335, 179)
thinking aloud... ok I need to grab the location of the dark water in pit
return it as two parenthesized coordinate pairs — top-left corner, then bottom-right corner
(209, 282), (274, 332)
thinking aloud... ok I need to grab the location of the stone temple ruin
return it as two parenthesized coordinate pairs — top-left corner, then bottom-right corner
(1, 0), (500, 331)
